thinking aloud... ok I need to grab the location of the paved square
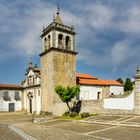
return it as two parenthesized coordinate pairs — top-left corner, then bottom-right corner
(1, 113), (140, 140)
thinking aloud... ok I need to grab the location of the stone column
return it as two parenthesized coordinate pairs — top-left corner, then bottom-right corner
(134, 66), (140, 114)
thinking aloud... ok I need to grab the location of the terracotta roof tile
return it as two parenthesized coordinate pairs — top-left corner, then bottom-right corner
(79, 79), (123, 86)
(0, 84), (23, 89)
(76, 73), (98, 79)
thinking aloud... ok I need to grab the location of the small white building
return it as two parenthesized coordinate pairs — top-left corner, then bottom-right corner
(0, 84), (22, 112)
(76, 73), (124, 100)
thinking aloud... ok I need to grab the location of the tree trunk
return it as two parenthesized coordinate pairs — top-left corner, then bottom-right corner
(66, 102), (71, 113)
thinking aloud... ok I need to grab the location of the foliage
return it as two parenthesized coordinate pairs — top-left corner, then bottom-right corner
(55, 85), (80, 112)
(62, 111), (70, 116)
(124, 78), (133, 92)
(116, 78), (124, 84)
(89, 113), (98, 116)
(57, 115), (83, 120)
(80, 112), (90, 118)
(70, 112), (78, 117)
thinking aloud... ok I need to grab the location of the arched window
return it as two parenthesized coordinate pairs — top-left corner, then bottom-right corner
(48, 35), (51, 48)
(58, 34), (63, 48)
(44, 37), (47, 51)
(65, 36), (71, 50)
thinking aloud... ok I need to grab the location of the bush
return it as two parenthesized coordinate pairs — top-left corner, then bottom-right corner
(80, 112), (90, 118)
(70, 112), (78, 117)
(63, 111), (70, 116)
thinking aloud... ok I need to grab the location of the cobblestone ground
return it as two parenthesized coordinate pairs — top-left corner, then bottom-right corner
(0, 125), (22, 140)
(1, 113), (140, 140)
(0, 112), (31, 140)
(15, 115), (140, 140)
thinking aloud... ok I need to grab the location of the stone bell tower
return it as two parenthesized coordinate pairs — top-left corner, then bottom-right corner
(134, 66), (140, 114)
(40, 10), (77, 115)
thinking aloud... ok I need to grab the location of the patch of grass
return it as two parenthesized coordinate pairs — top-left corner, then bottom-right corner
(89, 114), (98, 116)
(58, 115), (84, 120)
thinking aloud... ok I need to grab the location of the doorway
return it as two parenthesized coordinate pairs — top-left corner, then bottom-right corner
(29, 99), (32, 114)
(9, 103), (15, 112)
(97, 92), (101, 100)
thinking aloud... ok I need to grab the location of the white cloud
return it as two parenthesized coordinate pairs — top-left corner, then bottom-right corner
(86, 4), (114, 30)
(120, 7), (140, 34)
(111, 41), (130, 65)
(0, 1), (85, 56)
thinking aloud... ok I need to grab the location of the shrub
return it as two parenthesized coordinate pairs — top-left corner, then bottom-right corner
(70, 112), (78, 117)
(63, 111), (70, 116)
(80, 112), (90, 118)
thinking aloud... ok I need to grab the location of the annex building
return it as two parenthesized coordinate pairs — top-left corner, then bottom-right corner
(0, 11), (123, 115)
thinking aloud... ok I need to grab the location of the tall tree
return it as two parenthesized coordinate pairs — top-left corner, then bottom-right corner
(124, 78), (133, 92)
(116, 78), (124, 84)
(55, 86), (80, 112)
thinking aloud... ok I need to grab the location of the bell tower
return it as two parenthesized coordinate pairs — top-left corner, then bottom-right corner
(40, 10), (77, 115)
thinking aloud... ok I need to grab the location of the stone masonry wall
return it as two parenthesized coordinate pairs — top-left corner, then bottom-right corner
(41, 50), (76, 115)
(80, 100), (103, 114)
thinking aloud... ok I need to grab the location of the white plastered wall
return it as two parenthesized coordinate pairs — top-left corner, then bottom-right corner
(0, 90), (22, 111)
(79, 85), (102, 100)
(110, 86), (124, 95)
(104, 91), (134, 110)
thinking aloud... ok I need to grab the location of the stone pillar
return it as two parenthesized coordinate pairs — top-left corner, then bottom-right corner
(134, 66), (140, 114)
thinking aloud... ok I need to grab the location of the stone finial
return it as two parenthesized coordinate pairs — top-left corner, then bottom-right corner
(135, 65), (140, 78)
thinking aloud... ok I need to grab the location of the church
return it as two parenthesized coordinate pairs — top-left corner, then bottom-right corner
(0, 11), (123, 115)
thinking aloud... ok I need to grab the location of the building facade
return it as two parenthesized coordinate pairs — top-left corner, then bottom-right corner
(0, 11), (124, 115)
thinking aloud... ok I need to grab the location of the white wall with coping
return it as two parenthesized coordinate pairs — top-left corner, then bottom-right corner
(79, 85), (102, 100)
(110, 86), (124, 95)
(104, 91), (134, 110)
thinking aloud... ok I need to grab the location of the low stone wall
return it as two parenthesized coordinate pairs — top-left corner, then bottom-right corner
(80, 100), (103, 114)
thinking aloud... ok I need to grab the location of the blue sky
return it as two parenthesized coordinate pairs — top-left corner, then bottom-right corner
(0, 0), (140, 84)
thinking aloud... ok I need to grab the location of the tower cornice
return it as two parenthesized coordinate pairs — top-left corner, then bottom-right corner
(39, 47), (78, 57)
(41, 22), (76, 38)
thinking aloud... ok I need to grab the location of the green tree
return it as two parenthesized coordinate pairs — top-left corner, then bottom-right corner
(116, 78), (124, 84)
(124, 78), (133, 92)
(55, 85), (80, 112)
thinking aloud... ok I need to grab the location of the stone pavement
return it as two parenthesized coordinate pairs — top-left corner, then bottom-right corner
(0, 112), (32, 140)
(1, 113), (140, 140)
(14, 114), (140, 140)
(0, 125), (22, 140)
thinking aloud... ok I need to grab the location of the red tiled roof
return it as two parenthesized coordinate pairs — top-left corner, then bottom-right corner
(76, 73), (98, 79)
(78, 79), (123, 86)
(0, 84), (23, 89)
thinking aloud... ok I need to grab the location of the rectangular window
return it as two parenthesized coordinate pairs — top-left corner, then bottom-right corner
(3, 91), (10, 101)
(38, 90), (40, 96)
(14, 92), (21, 101)
(33, 77), (34, 84)
(27, 79), (30, 85)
